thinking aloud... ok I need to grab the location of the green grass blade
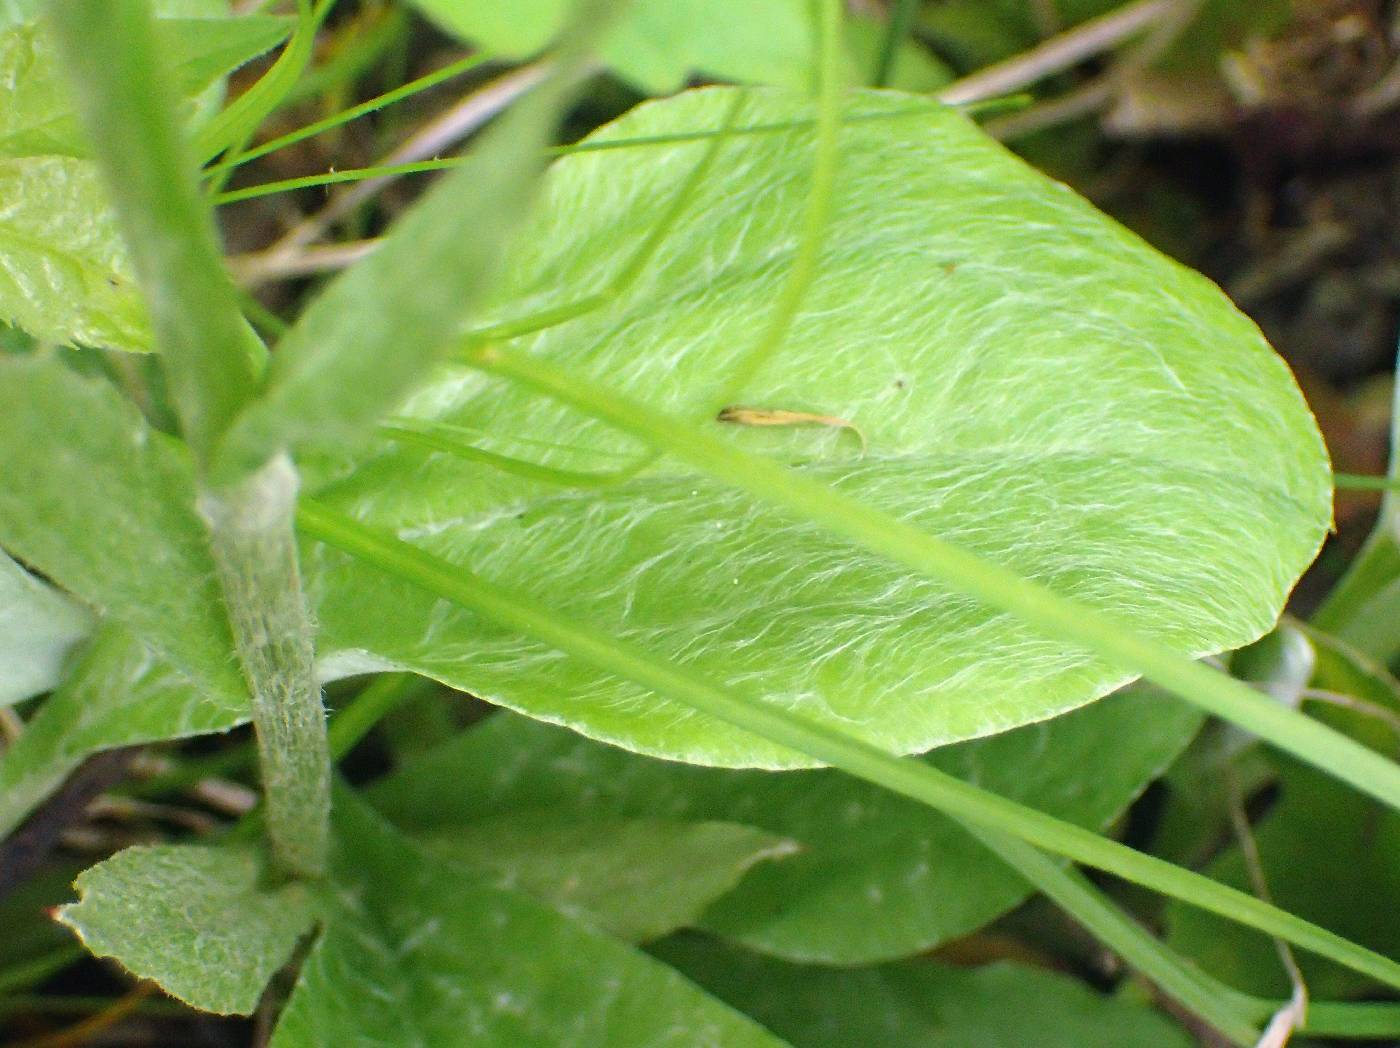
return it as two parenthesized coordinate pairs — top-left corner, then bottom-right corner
(46, 0), (259, 465)
(1312, 354), (1400, 648)
(204, 53), (489, 179)
(472, 345), (1400, 817)
(216, 0), (629, 481)
(295, 497), (1400, 993)
(192, 0), (336, 165)
(715, 0), (843, 407)
(871, 0), (919, 87)
(967, 830), (1260, 1044)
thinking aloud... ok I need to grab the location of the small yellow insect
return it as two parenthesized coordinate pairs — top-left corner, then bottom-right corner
(716, 405), (867, 455)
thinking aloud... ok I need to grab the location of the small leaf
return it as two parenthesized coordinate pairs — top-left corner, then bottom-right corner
(651, 935), (1196, 1048)
(0, 157), (151, 351)
(0, 355), (242, 699)
(0, 624), (247, 838)
(58, 843), (316, 1015)
(419, 814), (799, 942)
(270, 789), (792, 1047)
(0, 549), (93, 706)
(373, 688), (1201, 963)
(307, 87), (1329, 768)
(162, 16), (293, 107)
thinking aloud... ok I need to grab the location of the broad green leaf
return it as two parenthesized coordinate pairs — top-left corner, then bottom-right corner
(419, 814), (798, 942)
(0, 19), (291, 159)
(0, 14), (290, 353)
(0, 355), (241, 697)
(651, 935), (1195, 1048)
(0, 624), (247, 838)
(161, 16), (293, 111)
(409, 0), (945, 93)
(0, 157), (151, 351)
(57, 843), (315, 1015)
(0, 549), (93, 705)
(307, 86), (1329, 768)
(843, 15), (952, 93)
(410, 0), (810, 92)
(373, 688), (1202, 963)
(1314, 385), (1400, 661)
(271, 790), (792, 1047)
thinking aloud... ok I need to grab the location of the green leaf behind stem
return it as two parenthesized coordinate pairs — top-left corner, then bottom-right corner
(374, 688), (1201, 964)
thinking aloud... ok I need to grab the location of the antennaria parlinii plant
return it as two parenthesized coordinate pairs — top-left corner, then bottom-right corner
(1, 0), (1399, 1044)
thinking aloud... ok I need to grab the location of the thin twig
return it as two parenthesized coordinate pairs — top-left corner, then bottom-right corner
(1299, 688), (1400, 742)
(1225, 771), (1308, 1048)
(239, 60), (550, 287)
(0, 706), (23, 748)
(937, 0), (1177, 105)
(230, 238), (383, 283)
(984, 0), (1199, 140)
(7, 982), (158, 1048)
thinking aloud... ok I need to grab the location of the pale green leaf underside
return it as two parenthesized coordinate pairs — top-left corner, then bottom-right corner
(57, 843), (315, 1015)
(0, 356), (243, 700)
(309, 87), (1330, 768)
(271, 791), (790, 1048)
(0, 548), (92, 706)
(419, 814), (798, 943)
(652, 936), (1195, 1048)
(373, 688), (1202, 964)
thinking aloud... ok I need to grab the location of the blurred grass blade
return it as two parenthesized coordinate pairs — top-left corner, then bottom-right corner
(192, 0), (335, 166)
(871, 0), (918, 87)
(216, 0), (627, 480)
(1313, 344), (1400, 658)
(295, 497), (1400, 994)
(46, 0), (259, 467)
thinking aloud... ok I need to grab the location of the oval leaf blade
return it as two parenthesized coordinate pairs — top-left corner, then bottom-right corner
(308, 87), (1331, 767)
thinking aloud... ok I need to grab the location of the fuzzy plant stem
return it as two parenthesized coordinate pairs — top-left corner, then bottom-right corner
(199, 456), (329, 878)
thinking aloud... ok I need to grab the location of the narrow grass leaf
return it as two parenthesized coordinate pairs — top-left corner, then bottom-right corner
(47, 0), (259, 463)
(216, 0), (625, 480)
